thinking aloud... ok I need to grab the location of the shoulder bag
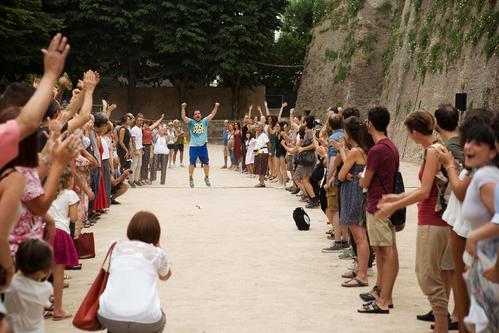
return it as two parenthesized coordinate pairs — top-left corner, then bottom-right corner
(73, 242), (117, 331)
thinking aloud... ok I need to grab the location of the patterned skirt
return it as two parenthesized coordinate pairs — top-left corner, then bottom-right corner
(52, 229), (79, 267)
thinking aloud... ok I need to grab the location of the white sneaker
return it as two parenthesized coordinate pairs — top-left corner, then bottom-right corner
(348, 261), (358, 271)
(276, 185), (284, 189)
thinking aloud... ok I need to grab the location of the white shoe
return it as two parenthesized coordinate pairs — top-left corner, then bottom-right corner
(276, 185), (284, 189)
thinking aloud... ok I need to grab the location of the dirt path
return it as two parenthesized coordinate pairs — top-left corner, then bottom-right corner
(47, 144), (435, 333)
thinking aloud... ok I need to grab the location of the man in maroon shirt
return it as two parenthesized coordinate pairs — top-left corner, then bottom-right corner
(358, 106), (400, 314)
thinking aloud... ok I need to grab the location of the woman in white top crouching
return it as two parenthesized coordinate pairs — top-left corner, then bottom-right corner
(98, 211), (171, 333)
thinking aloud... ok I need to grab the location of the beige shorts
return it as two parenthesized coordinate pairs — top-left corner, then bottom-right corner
(366, 212), (395, 247)
(223, 145), (229, 157)
(326, 186), (339, 212)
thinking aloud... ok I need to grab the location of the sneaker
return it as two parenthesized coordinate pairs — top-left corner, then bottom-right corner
(306, 198), (320, 208)
(129, 181), (136, 188)
(205, 177), (211, 187)
(338, 247), (356, 260)
(321, 242), (344, 253)
(254, 183), (266, 188)
(221, 166), (227, 169)
(276, 185), (284, 189)
(189, 178), (194, 188)
(290, 188), (300, 194)
(135, 181), (142, 186)
(111, 199), (120, 205)
(286, 186), (295, 192)
(348, 260), (358, 271)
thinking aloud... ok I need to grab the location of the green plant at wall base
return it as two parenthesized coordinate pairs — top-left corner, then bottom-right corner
(333, 64), (350, 83)
(419, 26), (429, 51)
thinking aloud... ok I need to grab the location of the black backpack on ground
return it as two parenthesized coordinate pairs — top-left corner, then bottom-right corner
(293, 207), (310, 231)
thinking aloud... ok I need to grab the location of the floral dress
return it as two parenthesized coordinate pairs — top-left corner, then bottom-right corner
(75, 154), (90, 235)
(10, 167), (45, 257)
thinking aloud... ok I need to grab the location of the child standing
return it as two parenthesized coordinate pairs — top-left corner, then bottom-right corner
(151, 126), (170, 185)
(5, 239), (53, 332)
(245, 130), (256, 177)
(47, 168), (80, 321)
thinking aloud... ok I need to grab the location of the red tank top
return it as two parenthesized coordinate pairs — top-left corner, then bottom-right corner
(417, 163), (448, 227)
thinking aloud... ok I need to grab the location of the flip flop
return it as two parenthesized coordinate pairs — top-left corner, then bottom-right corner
(53, 312), (72, 321)
(341, 271), (357, 279)
(363, 300), (394, 309)
(357, 301), (389, 314)
(341, 278), (368, 288)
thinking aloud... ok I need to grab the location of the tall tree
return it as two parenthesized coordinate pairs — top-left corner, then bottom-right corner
(49, 0), (158, 113)
(151, 0), (216, 109)
(212, 0), (286, 118)
(0, 0), (61, 81)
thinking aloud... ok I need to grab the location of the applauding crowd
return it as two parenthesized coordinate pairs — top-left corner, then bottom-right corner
(224, 101), (499, 333)
(0, 34), (173, 333)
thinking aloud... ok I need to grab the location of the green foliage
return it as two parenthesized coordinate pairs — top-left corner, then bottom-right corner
(404, 100), (413, 113)
(333, 63), (350, 83)
(0, 0), (62, 80)
(347, 0), (365, 18)
(395, 103), (401, 115)
(376, 2), (392, 15)
(382, 2), (403, 77)
(325, 48), (339, 61)
(407, 30), (417, 56)
(482, 87), (492, 108)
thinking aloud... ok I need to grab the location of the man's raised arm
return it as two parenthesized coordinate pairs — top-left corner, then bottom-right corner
(181, 102), (190, 124)
(206, 102), (220, 121)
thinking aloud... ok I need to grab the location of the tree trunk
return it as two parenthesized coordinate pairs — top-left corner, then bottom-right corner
(174, 78), (187, 118)
(231, 74), (241, 119)
(127, 59), (137, 115)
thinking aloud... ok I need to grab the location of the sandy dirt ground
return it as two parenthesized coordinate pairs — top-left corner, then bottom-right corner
(46, 144), (443, 333)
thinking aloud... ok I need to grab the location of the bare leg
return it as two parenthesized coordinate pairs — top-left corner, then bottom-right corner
(53, 264), (68, 318)
(349, 225), (369, 283)
(302, 176), (316, 199)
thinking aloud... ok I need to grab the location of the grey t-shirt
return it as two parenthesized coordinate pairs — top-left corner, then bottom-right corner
(462, 165), (499, 230)
(446, 136), (464, 166)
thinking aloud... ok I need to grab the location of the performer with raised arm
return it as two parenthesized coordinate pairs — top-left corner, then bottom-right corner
(181, 102), (220, 188)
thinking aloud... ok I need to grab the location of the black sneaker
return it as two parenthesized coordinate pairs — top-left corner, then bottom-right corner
(189, 178), (194, 188)
(290, 188), (300, 195)
(205, 177), (211, 187)
(111, 199), (120, 205)
(417, 310), (435, 322)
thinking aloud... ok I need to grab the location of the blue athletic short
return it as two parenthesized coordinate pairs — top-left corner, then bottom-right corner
(189, 144), (209, 165)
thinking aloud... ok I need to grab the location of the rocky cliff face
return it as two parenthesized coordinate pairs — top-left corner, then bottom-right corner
(296, 0), (498, 160)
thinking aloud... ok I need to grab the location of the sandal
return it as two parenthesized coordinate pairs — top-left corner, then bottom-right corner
(359, 285), (380, 302)
(341, 278), (368, 288)
(363, 300), (394, 309)
(357, 301), (389, 314)
(53, 312), (72, 321)
(341, 271), (357, 279)
(44, 310), (53, 319)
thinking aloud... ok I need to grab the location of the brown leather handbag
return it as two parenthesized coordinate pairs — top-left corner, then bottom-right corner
(75, 232), (96, 259)
(72, 242), (117, 331)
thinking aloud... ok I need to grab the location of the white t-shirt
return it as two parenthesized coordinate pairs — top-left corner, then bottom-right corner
(98, 240), (169, 324)
(462, 165), (499, 230)
(130, 126), (143, 149)
(5, 275), (53, 333)
(154, 136), (169, 155)
(47, 189), (80, 234)
(101, 136), (110, 160)
(255, 133), (269, 153)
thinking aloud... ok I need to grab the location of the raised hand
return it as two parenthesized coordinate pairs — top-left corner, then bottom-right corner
(41, 33), (70, 79)
(52, 134), (80, 166)
(83, 70), (100, 92)
(214, 102), (220, 108)
(181, 102), (187, 108)
(282, 101), (288, 108)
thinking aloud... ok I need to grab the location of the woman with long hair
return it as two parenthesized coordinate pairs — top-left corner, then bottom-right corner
(333, 116), (372, 288)
(233, 122), (243, 172)
(275, 121), (289, 189)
